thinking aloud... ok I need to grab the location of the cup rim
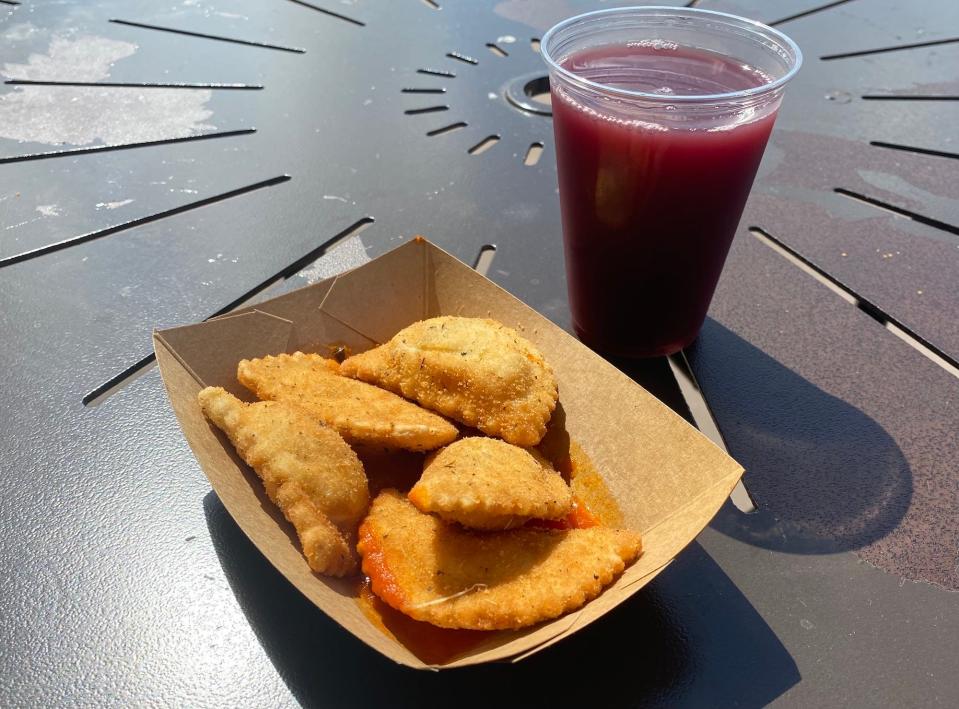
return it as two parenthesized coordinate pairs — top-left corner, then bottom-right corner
(540, 5), (803, 103)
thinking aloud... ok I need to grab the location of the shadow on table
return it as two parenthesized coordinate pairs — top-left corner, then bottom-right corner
(205, 492), (799, 709)
(606, 355), (694, 422)
(685, 319), (913, 554)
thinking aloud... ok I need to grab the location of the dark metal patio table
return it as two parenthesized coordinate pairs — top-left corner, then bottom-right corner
(1, 0), (957, 706)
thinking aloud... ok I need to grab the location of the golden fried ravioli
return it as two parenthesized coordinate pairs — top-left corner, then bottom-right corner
(358, 490), (642, 630)
(409, 437), (573, 529)
(237, 352), (458, 452)
(198, 387), (368, 576)
(340, 317), (558, 446)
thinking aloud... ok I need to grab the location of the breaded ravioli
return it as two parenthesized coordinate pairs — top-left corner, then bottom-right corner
(409, 437), (573, 529)
(357, 490), (642, 630)
(340, 317), (558, 446)
(237, 352), (458, 452)
(198, 387), (368, 576)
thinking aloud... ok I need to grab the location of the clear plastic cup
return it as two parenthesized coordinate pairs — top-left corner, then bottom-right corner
(542, 6), (801, 357)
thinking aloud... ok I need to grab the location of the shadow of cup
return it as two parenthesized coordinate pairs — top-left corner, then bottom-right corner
(687, 319), (913, 554)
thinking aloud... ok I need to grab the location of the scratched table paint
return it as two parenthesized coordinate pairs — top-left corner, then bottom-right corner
(0, 1), (956, 706)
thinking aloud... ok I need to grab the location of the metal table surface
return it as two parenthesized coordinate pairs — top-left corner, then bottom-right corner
(1, 0), (957, 706)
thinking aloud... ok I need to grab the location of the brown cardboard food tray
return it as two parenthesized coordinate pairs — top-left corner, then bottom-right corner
(153, 237), (744, 669)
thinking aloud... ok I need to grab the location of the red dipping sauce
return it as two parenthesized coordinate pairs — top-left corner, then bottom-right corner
(550, 42), (781, 356)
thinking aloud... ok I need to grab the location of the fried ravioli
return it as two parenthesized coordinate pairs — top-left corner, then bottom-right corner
(340, 317), (558, 446)
(198, 387), (368, 576)
(409, 437), (573, 529)
(237, 351), (458, 452)
(358, 490), (642, 630)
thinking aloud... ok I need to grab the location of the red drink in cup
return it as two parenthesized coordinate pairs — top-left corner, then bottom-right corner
(542, 8), (801, 357)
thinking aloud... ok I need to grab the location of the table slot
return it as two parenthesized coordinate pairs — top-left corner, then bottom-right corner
(750, 225), (959, 379)
(109, 18), (306, 54)
(284, 0), (366, 28)
(81, 217), (374, 407)
(0, 174), (288, 269)
(467, 135), (500, 156)
(0, 128), (256, 167)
